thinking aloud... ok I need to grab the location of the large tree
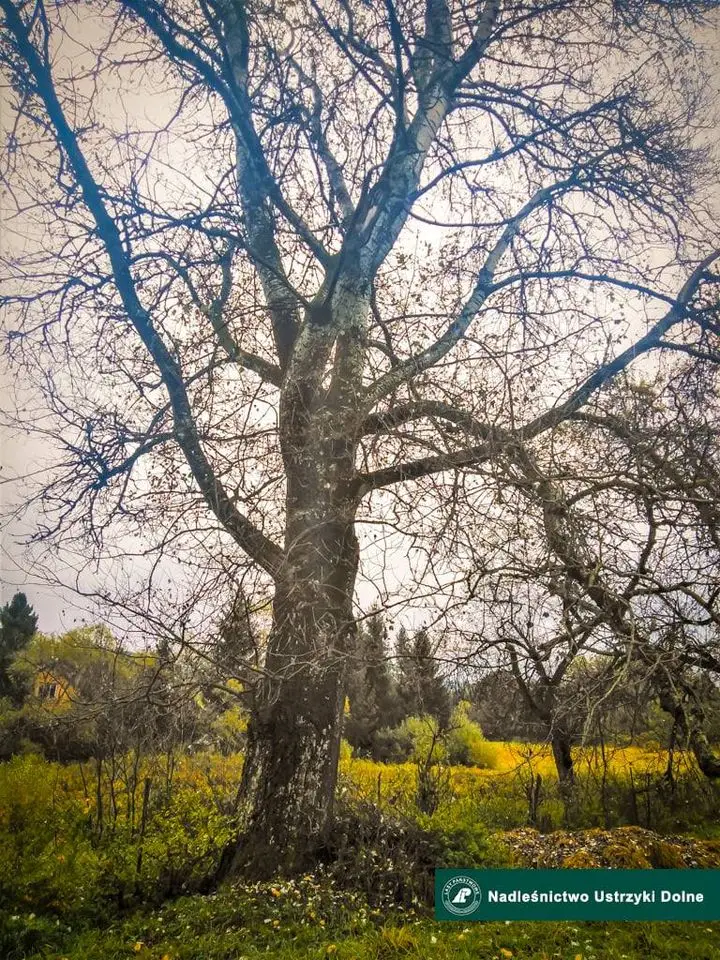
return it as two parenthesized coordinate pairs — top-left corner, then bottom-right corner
(345, 608), (398, 753)
(1, 0), (719, 872)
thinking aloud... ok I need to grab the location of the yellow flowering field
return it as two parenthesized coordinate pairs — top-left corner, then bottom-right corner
(339, 742), (693, 804)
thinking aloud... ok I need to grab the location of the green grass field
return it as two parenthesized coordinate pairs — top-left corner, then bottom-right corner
(3, 747), (720, 959)
(6, 878), (720, 960)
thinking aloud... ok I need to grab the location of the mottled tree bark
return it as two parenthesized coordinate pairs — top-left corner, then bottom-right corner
(654, 672), (720, 780)
(230, 526), (359, 875)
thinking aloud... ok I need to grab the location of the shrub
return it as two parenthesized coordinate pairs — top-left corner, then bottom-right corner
(121, 778), (235, 901)
(372, 707), (498, 770)
(418, 809), (509, 870)
(320, 791), (505, 908)
(0, 754), (101, 915)
(445, 702), (498, 769)
(372, 726), (414, 763)
(209, 703), (248, 754)
(0, 751), (240, 918)
(398, 715), (446, 765)
(320, 796), (443, 906)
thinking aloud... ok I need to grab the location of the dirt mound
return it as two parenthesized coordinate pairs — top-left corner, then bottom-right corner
(502, 825), (720, 869)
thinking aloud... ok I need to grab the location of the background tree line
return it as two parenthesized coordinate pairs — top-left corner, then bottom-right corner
(6, 590), (719, 798)
(1, 0), (719, 874)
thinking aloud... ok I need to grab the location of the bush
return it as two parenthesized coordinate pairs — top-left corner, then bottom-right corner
(445, 702), (497, 769)
(0, 751), (239, 918)
(209, 703), (248, 754)
(399, 715), (446, 764)
(371, 706), (498, 769)
(320, 791), (505, 908)
(0, 754), (101, 915)
(372, 726), (414, 763)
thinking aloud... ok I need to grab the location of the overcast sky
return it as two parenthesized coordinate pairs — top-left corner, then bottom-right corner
(2, 7), (720, 638)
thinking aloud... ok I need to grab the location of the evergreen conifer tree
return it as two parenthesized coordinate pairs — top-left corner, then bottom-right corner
(345, 609), (396, 753)
(397, 626), (451, 729)
(0, 592), (38, 703)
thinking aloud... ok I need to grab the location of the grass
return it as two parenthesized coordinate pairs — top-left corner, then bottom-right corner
(3, 745), (720, 959)
(6, 880), (720, 960)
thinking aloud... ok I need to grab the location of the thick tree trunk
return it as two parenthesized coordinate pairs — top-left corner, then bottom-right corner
(222, 497), (360, 877)
(216, 278), (368, 878)
(654, 671), (720, 780)
(232, 602), (349, 874)
(689, 727), (720, 779)
(551, 730), (575, 786)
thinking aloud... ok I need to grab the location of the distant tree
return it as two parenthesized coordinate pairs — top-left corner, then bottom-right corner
(461, 371), (720, 785)
(0, 592), (38, 703)
(198, 593), (263, 754)
(470, 669), (544, 742)
(344, 609), (397, 753)
(398, 627), (451, 729)
(395, 627), (411, 678)
(209, 593), (262, 703)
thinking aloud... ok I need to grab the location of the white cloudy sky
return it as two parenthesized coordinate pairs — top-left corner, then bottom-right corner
(1, 6), (719, 638)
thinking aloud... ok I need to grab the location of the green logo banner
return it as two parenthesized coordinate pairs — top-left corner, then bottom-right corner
(435, 869), (720, 921)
